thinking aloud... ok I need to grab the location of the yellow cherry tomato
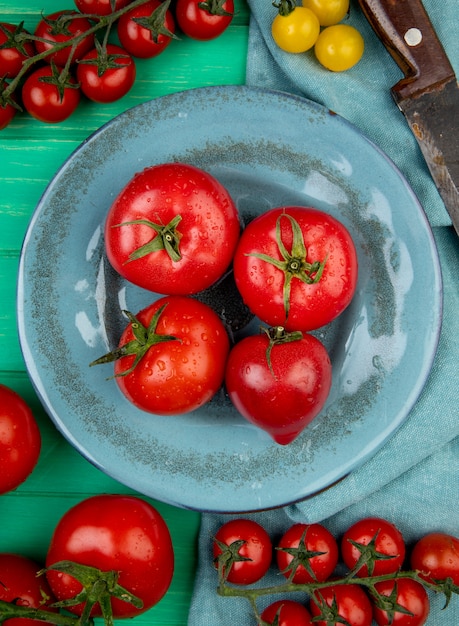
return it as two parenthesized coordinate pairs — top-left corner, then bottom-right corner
(272, 6), (320, 54)
(302, 0), (349, 26)
(314, 24), (364, 71)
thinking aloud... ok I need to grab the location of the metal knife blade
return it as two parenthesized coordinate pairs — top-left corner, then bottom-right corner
(357, 0), (459, 234)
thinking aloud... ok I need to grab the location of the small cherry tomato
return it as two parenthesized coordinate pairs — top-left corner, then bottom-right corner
(302, 0), (349, 26)
(175, 0), (233, 41)
(0, 384), (41, 494)
(272, 3), (320, 53)
(277, 523), (339, 583)
(261, 599), (314, 625)
(0, 22), (35, 78)
(0, 81), (18, 130)
(372, 578), (429, 626)
(74, 0), (131, 15)
(410, 532), (459, 586)
(22, 65), (80, 123)
(34, 10), (95, 66)
(310, 583), (373, 626)
(77, 43), (136, 103)
(118, 0), (176, 57)
(314, 24), (364, 71)
(213, 518), (272, 585)
(341, 517), (406, 577)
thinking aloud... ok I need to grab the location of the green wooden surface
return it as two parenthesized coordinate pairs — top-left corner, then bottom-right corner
(0, 2), (249, 623)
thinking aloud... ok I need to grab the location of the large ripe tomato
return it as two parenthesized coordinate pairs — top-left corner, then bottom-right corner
(45, 495), (174, 619)
(0, 384), (41, 494)
(261, 599), (314, 625)
(117, 0), (176, 59)
(22, 65), (80, 124)
(233, 206), (358, 332)
(74, 0), (132, 15)
(410, 532), (459, 586)
(310, 583), (373, 626)
(91, 296), (230, 414)
(225, 327), (332, 444)
(0, 22), (35, 78)
(175, 0), (234, 41)
(213, 518), (272, 585)
(77, 43), (136, 103)
(104, 162), (240, 295)
(341, 517), (406, 577)
(372, 578), (429, 626)
(0, 553), (57, 626)
(34, 11), (94, 66)
(276, 523), (339, 583)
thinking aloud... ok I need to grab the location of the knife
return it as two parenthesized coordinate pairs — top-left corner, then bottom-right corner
(357, 0), (459, 235)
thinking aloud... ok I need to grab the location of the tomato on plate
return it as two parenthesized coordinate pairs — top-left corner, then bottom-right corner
(77, 43), (136, 103)
(310, 583), (373, 626)
(213, 518), (272, 585)
(0, 22), (35, 78)
(301, 0), (349, 26)
(372, 578), (429, 626)
(341, 517), (406, 577)
(74, 0), (131, 15)
(117, 0), (176, 58)
(0, 553), (57, 626)
(233, 206), (358, 331)
(276, 523), (338, 583)
(314, 24), (364, 72)
(175, 0), (233, 41)
(45, 495), (174, 619)
(271, 1), (320, 53)
(0, 384), (41, 494)
(91, 296), (230, 414)
(104, 162), (240, 295)
(22, 65), (80, 123)
(261, 599), (314, 625)
(34, 11), (94, 66)
(225, 327), (332, 444)
(410, 532), (459, 586)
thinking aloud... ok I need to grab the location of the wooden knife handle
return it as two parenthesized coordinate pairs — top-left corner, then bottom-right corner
(357, 0), (455, 102)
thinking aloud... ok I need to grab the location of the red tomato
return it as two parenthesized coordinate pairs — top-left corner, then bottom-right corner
(34, 11), (94, 66)
(74, 0), (131, 15)
(341, 517), (406, 577)
(0, 385), (41, 494)
(91, 296), (230, 414)
(77, 43), (136, 103)
(22, 65), (80, 123)
(104, 162), (240, 295)
(410, 532), (459, 586)
(45, 494), (174, 618)
(175, 0), (234, 40)
(276, 523), (339, 583)
(213, 518), (272, 585)
(261, 599), (314, 625)
(0, 22), (35, 78)
(233, 206), (358, 331)
(117, 0), (176, 59)
(0, 82), (17, 130)
(225, 327), (332, 444)
(0, 553), (57, 626)
(310, 584), (373, 626)
(372, 578), (429, 626)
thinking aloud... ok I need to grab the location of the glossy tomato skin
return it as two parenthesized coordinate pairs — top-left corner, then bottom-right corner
(175, 0), (233, 41)
(74, 0), (131, 15)
(261, 599), (314, 625)
(22, 65), (80, 123)
(233, 206), (358, 332)
(0, 385), (41, 494)
(372, 579), (429, 626)
(104, 162), (240, 295)
(213, 519), (272, 585)
(0, 95), (17, 130)
(117, 0), (176, 58)
(113, 296), (230, 414)
(0, 22), (35, 78)
(0, 553), (57, 626)
(34, 11), (94, 66)
(271, 7), (320, 54)
(77, 44), (136, 103)
(410, 532), (459, 586)
(276, 523), (339, 583)
(225, 331), (332, 444)
(341, 517), (406, 577)
(310, 584), (373, 626)
(45, 494), (174, 618)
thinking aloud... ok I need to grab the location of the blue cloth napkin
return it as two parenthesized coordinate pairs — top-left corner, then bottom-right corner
(188, 1), (459, 623)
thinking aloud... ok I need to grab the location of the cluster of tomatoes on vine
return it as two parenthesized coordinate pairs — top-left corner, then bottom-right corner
(212, 516), (459, 626)
(0, 0), (233, 129)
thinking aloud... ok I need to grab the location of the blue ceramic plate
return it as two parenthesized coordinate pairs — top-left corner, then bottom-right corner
(17, 86), (442, 513)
